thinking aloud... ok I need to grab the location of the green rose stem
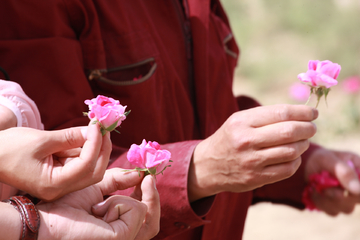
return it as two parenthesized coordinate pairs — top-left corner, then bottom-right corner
(305, 86), (331, 109)
(121, 160), (173, 180)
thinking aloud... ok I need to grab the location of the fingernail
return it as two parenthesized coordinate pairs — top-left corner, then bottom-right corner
(92, 200), (106, 210)
(80, 127), (87, 140)
(312, 108), (319, 119)
(312, 122), (317, 131)
(347, 160), (355, 170)
(348, 179), (360, 194)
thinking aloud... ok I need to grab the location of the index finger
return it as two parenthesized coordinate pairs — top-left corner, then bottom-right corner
(239, 104), (318, 128)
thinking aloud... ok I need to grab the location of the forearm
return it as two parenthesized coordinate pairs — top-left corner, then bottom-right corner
(0, 202), (21, 240)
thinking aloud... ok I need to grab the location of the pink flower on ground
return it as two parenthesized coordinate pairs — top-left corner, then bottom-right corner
(342, 76), (360, 94)
(127, 139), (172, 176)
(297, 60), (341, 108)
(84, 95), (128, 135)
(289, 83), (311, 102)
(297, 60), (340, 88)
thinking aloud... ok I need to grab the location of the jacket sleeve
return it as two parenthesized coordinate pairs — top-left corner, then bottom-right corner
(0, 80), (43, 129)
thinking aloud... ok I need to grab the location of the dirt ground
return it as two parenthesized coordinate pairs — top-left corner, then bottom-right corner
(243, 204), (360, 240)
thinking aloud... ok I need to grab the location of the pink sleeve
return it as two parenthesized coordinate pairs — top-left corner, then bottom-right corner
(0, 80), (43, 129)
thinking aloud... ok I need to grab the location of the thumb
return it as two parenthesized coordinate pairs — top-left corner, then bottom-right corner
(134, 175), (160, 240)
(334, 160), (360, 195)
(41, 123), (96, 154)
(322, 150), (360, 195)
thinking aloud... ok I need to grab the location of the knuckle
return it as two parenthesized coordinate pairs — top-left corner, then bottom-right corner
(63, 129), (80, 147)
(235, 134), (253, 149)
(285, 158), (301, 177)
(274, 105), (291, 121)
(279, 123), (295, 140)
(282, 147), (298, 159)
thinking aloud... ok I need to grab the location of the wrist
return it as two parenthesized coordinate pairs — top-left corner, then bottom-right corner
(2, 196), (40, 240)
(0, 201), (21, 240)
(188, 140), (219, 202)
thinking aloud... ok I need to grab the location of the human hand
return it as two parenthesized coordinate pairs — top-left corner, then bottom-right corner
(37, 169), (160, 240)
(0, 105), (20, 199)
(304, 148), (360, 215)
(0, 104), (17, 130)
(188, 104), (318, 202)
(0, 122), (111, 201)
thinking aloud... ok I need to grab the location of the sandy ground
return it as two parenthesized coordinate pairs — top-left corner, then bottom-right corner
(243, 204), (360, 240)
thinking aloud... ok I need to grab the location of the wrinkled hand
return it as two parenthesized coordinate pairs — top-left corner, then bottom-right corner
(37, 169), (160, 240)
(189, 104), (318, 202)
(0, 122), (111, 201)
(305, 148), (360, 215)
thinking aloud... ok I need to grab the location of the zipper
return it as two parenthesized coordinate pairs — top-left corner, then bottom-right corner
(172, 0), (195, 104)
(172, 0), (200, 138)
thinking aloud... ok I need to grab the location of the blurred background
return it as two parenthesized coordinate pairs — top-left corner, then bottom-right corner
(221, 0), (360, 239)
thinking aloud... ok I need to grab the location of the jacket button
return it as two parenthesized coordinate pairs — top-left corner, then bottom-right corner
(174, 222), (190, 229)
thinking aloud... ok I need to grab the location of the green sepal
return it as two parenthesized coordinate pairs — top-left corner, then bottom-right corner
(105, 120), (119, 132)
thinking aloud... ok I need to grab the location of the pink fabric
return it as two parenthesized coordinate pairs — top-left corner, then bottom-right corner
(0, 80), (43, 129)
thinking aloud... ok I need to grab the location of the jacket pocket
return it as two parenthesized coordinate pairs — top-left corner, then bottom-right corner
(88, 57), (157, 86)
(86, 29), (159, 88)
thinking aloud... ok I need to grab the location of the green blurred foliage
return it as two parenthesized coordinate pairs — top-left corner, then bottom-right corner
(222, 0), (360, 93)
(222, 0), (360, 145)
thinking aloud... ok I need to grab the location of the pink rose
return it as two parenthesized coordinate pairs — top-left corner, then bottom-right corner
(342, 76), (360, 94)
(289, 83), (311, 102)
(84, 95), (127, 133)
(127, 139), (172, 175)
(297, 60), (340, 88)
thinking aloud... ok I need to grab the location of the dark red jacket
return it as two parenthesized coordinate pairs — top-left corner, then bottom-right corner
(0, 1), (318, 239)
